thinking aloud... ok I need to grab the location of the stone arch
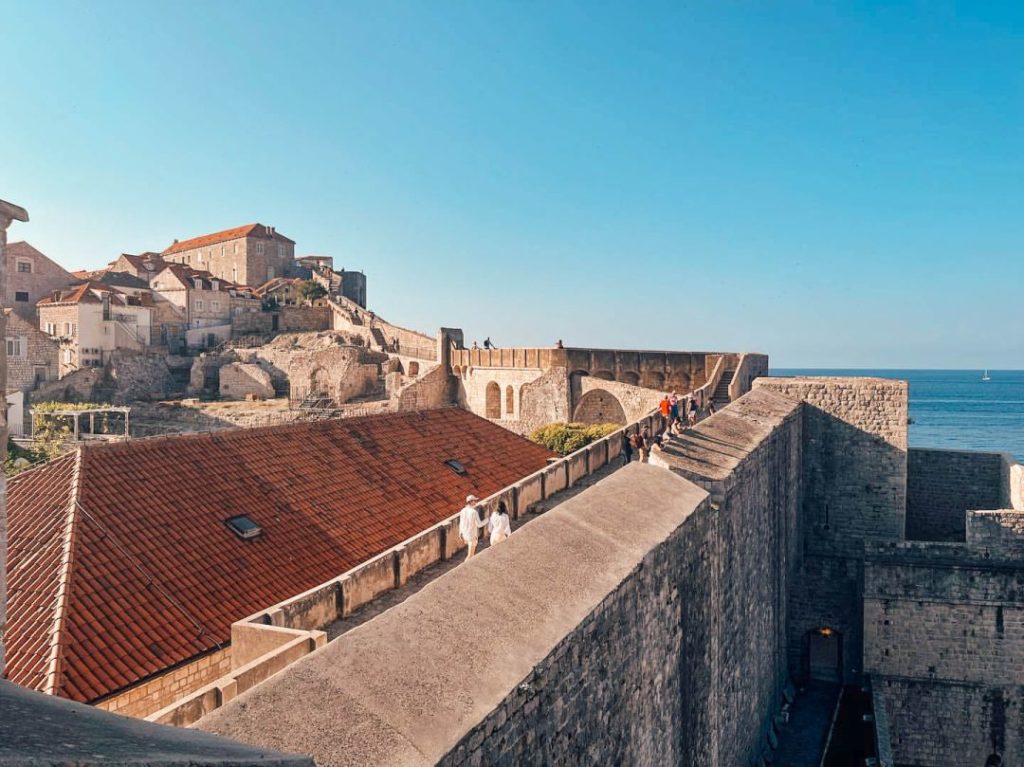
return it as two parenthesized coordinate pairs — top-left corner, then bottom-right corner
(572, 389), (627, 426)
(408, 361), (419, 377)
(505, 385), (514, 416)
(620, 371), (640, 386)
(644, 372), (666, 390)
(593, 370), (614, 381)
(485, 381), (501, 419)
(452, 365), (462, 378)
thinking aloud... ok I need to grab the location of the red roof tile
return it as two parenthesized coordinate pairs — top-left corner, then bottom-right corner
(162, 224), (295, 256)
(4, 409), (553, 703)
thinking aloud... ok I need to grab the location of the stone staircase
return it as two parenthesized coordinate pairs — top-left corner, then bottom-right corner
(713, 369), (735, 409)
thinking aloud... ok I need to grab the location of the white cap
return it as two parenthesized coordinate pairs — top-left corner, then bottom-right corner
(466, 494), (479, 503)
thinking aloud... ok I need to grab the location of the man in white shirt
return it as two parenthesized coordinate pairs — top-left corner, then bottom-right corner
(459, 494), (486, 559)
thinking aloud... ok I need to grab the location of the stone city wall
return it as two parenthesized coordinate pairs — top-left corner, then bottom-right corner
(219, 363), (275, 400)
(864, 541), (1024, 766)
(95, 648), (233, 720)
(576, 375), (664, 424)
(907, 448), (1012, 541)
(755, 376), (909, 683)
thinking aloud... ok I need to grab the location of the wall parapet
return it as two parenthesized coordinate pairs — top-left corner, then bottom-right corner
(148, 404), (668, 727)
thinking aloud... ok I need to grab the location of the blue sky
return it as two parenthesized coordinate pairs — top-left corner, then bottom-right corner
(2, 1), (1021, 368)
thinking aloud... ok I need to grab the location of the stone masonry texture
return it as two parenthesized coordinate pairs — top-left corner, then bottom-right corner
(907, 447), (1011, 541)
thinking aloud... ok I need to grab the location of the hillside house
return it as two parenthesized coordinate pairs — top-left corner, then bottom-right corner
(162, 223), (295, 287)
(4, 308), (58, 393)
(37, 282), (153, 375)
(150, 264), (260, 348)
(4, 408), (554, 718)
(5, 241), (76, 321)
(106, 252), (167, 284)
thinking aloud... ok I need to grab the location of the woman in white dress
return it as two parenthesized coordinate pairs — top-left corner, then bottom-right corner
(489, 501), (512, 546)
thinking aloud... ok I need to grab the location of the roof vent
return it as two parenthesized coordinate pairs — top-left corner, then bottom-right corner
(225, 515), (263, 540)
(444, 459), (467, 475)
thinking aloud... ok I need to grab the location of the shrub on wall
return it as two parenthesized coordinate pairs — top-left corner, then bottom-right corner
(530, 422), (619, 455)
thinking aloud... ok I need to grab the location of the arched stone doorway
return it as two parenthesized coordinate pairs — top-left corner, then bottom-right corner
(505, 385), (514, 416)
(485, 381), (501, 418)
(408, 361), (419, 377)
(572, 389), (627, 426)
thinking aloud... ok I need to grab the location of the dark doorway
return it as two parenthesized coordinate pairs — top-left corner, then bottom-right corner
(271, 314), (280, 331)
(805, 627), (843, 684)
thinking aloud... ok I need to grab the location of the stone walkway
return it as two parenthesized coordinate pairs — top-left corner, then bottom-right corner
(323, 456), (628, 640)
(772, 680), (841, 766)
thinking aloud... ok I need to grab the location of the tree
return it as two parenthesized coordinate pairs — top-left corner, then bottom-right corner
(298, 280), (327, 305)
(529, 422), (620, 455)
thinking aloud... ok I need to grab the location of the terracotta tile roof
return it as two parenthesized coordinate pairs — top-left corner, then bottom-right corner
(162, 224), (295, 256)
(114, 253), (166, 273)
(154, 264), (255, 294)
(4, 409), (553, 703)
(254, 277), (302, 296)
(36, 282), (142, 308)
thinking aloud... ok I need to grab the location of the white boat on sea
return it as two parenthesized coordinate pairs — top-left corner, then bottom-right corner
(981, 370), (991, 381)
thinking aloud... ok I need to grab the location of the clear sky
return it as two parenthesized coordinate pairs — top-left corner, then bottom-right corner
(2, 1), (1021, 368)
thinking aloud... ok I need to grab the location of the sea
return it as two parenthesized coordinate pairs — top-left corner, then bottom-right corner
(771, 369), (1024, 461)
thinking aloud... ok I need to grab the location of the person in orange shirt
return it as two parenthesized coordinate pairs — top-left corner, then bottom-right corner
(659, 394), (671, 419)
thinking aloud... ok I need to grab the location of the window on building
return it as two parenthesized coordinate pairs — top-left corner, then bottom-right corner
(256, 241), (264, 255)
(197, 252), (203, 262)
(34, 366), (48, 385)
(211, 300), (220, 311)
(6, 338), (23, 357)
(63, 322), (72, 335)
(44, 322), (55, 335)
(195, 299), (204, 310)
(444, 459), (467, 476)
(71, 323), (77, 336)
(16, 259), (32, 273)
(14, 291), (28, 302)
(225, 514), (263, 540)
(232, 267), (238, 282)
(62, 349), (73, 364)
(278, 243), (285, 258)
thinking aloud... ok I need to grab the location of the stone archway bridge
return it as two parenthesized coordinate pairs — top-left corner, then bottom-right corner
(445, 343), (768, 433)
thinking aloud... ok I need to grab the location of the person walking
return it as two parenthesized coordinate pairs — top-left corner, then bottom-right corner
(669, 392), (680, 427)
(687, 395), (699, 427)
(489, 501), (512, 546)
(659, 394), (671, 419)
(459, 494), (486, 559)
(622, 430), (634, 465)
(639, 426), (651, 462)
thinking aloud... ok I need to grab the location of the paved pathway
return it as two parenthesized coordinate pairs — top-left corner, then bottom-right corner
(772, 681), (841, 766)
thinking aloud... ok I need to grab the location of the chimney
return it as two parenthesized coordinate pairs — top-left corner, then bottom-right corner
(173, 238), (179, 245)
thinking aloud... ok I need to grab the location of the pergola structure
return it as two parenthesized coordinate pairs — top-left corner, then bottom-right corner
(31, 406), (131, 442)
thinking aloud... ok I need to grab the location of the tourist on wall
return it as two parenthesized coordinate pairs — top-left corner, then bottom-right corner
(639, 426), (652, 462)
(687, 395), (699, 427)
(489, 501), (512, 546)
(459, 494), (487, 559)
(659, 394), (671, 419)
(622, 431), (634, 464)
(669, 392), (680, 425)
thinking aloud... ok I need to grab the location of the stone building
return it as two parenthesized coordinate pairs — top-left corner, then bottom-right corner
(0, 198), (28, 679)
(5, 241), (75, 321)
(162, 223), (295, 287)
(150, 264), (260, 348)
(4, 309), (57, 393)
(106, 252), (167, 284)
(36, 282), (153, 374)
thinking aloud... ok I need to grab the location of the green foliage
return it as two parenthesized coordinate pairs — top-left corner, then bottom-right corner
(29, 401), (116, 461)
(529, 421), (620, 455)
(298, 280), (327, 304)
(4, 438), (47, 477)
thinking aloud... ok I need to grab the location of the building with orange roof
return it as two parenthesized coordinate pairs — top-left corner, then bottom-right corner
(162, 224), (295, 287)
(3, 407), (554, 718)
(36, 282), (153, 374)
(150, 264), (260, 348)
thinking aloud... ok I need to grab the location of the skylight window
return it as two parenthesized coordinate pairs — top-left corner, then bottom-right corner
(444, 459), (467, 475)
(225, 515), (263, 540)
